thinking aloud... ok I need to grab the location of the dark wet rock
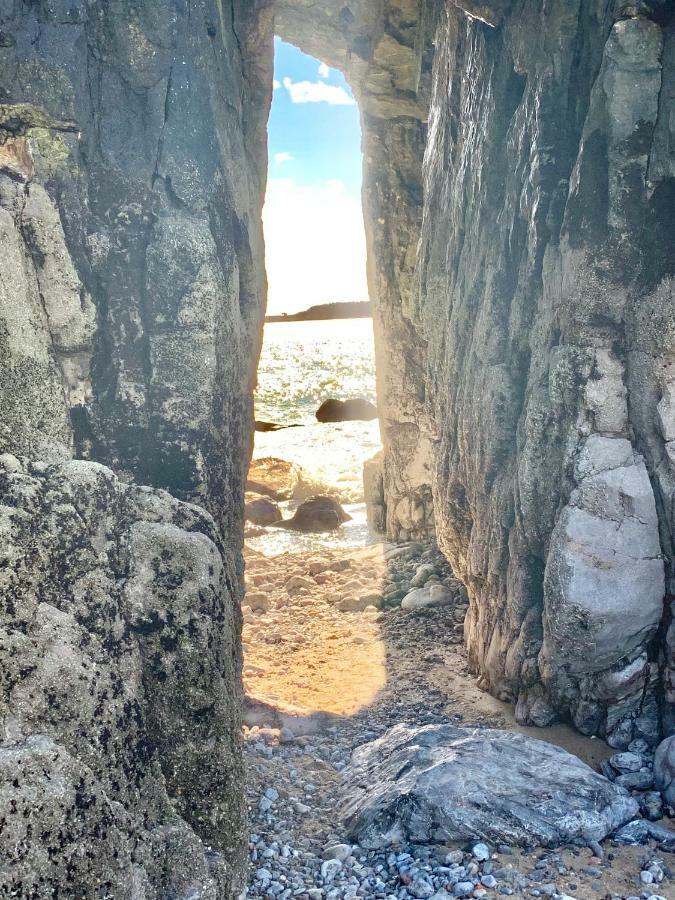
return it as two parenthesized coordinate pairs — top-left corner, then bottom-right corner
(655, 736), (675, 805)
(613, 819), (675, 851)
(639, 791), (664, 822)
(316, 398), (378, 423)
(255, 420), (303, 432)
(280, 496), (352, 532)
(341, 723), (638, 849)
(246, 496), (282, 526)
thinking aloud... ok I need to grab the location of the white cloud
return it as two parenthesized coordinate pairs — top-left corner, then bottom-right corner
(282, 76), (355, 106)
(273, 79), (281, 90)
(318, 62), (330, 79)
(273, 152), (293, 165)
(263, 178), (367, 314)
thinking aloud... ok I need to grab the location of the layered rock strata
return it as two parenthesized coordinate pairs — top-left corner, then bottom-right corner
(417, 0), (674, 745)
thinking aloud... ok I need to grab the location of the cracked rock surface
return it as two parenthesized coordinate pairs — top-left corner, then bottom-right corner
(416, 0), (675, 745)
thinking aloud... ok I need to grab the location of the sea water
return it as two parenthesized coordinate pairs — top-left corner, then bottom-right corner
(248, 318), (382, 555)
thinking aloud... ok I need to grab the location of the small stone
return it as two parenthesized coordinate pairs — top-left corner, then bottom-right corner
(640, 871), (654, 885)
(321, 859), (342, 882)
(472, 843), (490, 861)
(609, 751), (643, 774)
(279, 727), (295, 743)
(410, 876), (435, 899)
(639, 791), (663, 821)
(0, 453), (23, 474)
(454, 882), (475, 897)
(322, 843), (352, 863)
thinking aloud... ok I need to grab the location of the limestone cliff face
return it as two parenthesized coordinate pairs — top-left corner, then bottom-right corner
(417, 0), (674, 746)
(0, 1), (273, 893)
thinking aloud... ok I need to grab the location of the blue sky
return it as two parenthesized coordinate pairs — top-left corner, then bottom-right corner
(263, 38), (368, 314)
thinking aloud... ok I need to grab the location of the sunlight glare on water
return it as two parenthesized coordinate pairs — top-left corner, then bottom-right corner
(250, 318), (382, 556)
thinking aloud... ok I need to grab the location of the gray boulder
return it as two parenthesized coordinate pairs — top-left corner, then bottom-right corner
(654, 735), (675, 805)
(341, 724), (638, 849)
(401, 583), (454, 610)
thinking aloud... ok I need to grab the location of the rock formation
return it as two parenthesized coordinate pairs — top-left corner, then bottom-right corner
(1, 0), (674, 894)
(415, 0), (675, 748)
(342, 723), (639, 849)
(0, 457), (244, 896)
(0, 1), (273, 893)
(315, 397), (378, 422)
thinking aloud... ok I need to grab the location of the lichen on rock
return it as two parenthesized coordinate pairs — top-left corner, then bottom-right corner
(0, 458), (245, 897)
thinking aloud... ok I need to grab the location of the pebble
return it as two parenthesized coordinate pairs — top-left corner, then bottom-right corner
(410, 876), (435, 898)
(323, 844), (352, 863)
(472, 843), (490, 861)
(320, 859), (343, 881)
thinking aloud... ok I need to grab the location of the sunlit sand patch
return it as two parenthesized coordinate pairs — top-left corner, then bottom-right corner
(243, 544), (389, 716)
(244, 620), (387, 716)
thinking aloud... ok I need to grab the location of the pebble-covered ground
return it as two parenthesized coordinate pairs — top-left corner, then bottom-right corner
(242, 540), (673, 900)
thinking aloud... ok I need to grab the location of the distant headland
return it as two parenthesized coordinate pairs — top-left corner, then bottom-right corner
(265, 301), (371, 323)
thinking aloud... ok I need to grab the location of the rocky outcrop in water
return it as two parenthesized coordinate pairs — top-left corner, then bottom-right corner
(416, 0), (675, 746)
(0, 458), (244, 896)
(279, 494), (352, 532)
(316, 397), (378, 423)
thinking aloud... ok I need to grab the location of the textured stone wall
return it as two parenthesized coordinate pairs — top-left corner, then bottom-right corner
(275, 0), (438, 540)
(417, 0), (675, 746)
(0, 1), (274, 894)
(0, 458), (245, 897)
(3, 0), (674, 892)
(0, 0), (272, 533)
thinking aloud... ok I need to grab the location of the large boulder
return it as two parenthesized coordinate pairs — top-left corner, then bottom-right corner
(341, 723), (638, 849)
(316, 398), (378, 423)
(280, 496), (352, 532)
(0, 460), (245, 897)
